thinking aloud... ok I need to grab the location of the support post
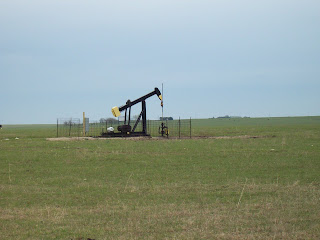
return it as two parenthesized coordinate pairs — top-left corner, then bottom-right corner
(83, 112), (86, 136)
(57, 118), (58, 137)
(106, 118), (108, 133)
(69, 118), (72, 137)
(142, 101), (147, 134)
(128, 107), (131, 126)
(124, 109), (127, 125)
(179, 117), (181, 139)
(190, 117), (192, 138)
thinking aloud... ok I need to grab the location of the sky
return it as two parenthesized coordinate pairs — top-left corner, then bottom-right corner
(1, 0), (320, 124)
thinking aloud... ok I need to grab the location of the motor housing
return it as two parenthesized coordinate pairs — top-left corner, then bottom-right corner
(117, 124), (132, 133)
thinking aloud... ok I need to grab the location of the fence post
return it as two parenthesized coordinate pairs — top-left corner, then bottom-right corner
(148, 119), (150, 136)
(179, 117), (181, 139)
(190, 117), (192, 138)
(68, 118), (72, 137)
(83, 112), (86, 137)
(166, 119), (169, 138)
(57, 119), (58, 137)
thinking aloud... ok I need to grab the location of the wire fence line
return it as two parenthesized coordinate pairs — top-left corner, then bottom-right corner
(56, 118), (81, 137)
(56, 118), (192, 138)
(147, 119), (192, 138)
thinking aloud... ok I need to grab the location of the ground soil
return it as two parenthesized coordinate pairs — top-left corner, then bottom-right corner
(46, 135), (267, 141)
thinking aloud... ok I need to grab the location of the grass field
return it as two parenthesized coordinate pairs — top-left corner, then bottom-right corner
(1, 117), (320, 239)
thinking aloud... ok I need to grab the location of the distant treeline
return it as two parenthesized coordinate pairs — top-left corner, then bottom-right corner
(211, 115), (250, 119)
(160, 117), (173, 121)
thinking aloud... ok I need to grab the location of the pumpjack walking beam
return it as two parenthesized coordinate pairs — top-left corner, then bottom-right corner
(110, 88), (162, 136)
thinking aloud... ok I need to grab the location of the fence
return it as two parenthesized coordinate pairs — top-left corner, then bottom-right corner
(56, 118), (81, 137)
(56, 118), (192, 138)
(147, 119), (192, 138)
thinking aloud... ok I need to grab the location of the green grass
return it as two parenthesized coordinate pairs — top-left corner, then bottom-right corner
(0, 117), (320, 239)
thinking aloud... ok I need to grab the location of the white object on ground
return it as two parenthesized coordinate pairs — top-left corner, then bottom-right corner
(107, 127), (114, 133)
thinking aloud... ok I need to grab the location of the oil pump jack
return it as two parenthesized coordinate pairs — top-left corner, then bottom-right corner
(105, 88), (163, 137)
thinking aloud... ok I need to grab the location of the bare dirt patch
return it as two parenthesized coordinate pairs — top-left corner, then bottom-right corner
(46, 135), (269, 141)
(46, 137), (97, 141)
(154, 135), (266, 140)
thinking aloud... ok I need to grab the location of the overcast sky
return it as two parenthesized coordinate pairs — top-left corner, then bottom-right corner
(1, 0), (319, 124)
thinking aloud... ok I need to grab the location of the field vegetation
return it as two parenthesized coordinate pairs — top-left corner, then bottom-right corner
(1, 117), (320, 239)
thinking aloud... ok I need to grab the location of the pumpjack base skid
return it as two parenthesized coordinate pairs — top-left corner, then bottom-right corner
(100, 132), (150, 138)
